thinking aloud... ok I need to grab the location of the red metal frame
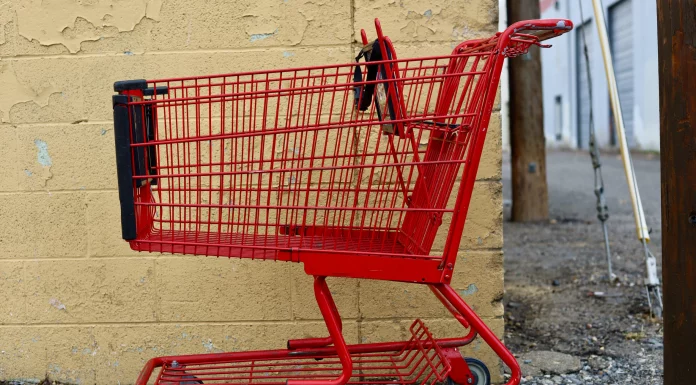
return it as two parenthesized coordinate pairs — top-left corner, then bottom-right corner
(113, 18), (572, 385)
(141, 318), (453, 385)
(136, 278), (479, 385)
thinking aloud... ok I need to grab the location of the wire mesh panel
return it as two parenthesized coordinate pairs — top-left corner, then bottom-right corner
(114, 24), (574, 263)
(118, 42), (499, 261)
(151, 320), (450, 385)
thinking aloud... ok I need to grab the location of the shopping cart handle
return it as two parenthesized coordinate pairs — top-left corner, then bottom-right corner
(504, 19), (573, 43)
(114, 80), (169, 97)
(114, 79), (148, 92)
(498, 19), (573, 59)
(143, 86), (169, 96)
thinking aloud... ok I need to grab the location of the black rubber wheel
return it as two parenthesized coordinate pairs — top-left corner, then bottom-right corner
(446, 358), (491, 385)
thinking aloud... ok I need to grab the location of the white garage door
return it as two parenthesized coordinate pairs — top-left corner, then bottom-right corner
(576, 22), (593, 149)
(610, 0), (634, 148)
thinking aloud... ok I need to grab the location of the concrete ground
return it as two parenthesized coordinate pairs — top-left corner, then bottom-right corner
(502, 150), (663, 384)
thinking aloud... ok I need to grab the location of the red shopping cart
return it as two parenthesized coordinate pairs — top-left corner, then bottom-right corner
(112, 18), (572, 385)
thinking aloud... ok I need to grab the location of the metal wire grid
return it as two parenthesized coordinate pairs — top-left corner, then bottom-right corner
(124, 48), (496, 260)
(153, 320), (450, 385)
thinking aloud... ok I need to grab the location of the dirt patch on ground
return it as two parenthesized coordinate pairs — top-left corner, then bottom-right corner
(503, 151), (663, 384)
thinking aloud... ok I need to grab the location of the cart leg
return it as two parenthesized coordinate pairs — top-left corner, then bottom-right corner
(287, 278), (342, 350)
(434, 283), (521, 385)
(287, 276), (353, 385)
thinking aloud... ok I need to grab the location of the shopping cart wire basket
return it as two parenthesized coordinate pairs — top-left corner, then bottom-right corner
(112, 18), (572, 385)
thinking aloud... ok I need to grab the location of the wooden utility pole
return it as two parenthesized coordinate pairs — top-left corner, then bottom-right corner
(507, 0), (549, 222)
(657, 1), (696, 383)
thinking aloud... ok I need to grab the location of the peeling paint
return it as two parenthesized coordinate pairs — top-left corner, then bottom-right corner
(0, 1), (504, 381)
(0, 63), (57, 122)
(452, 25), (472, 39)
(250, 29), (279, 42)
(34, 139), (52, 167)
(16, 0), (163, 53)
(202, 339), (218, 352)
(459, 284), (478, 297)
(49, 298), (66, 310)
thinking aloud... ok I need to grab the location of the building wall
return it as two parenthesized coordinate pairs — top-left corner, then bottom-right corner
(0, 1), (505, 384)
(540, 0), (659, 151)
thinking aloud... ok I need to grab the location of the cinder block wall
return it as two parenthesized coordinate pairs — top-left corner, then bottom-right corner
(0, 0), (503, 384)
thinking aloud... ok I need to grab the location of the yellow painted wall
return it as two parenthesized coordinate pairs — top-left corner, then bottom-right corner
(0, 0), (503, 384)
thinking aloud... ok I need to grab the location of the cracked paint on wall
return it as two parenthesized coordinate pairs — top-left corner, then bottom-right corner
(202, 339), (220, 352)
(0, 0), (503, 382)
(249, 29), (278, 42)
(0, 62), (56, 122)
(49, 298), (66, 311)
(34, 139), (52, 167)
(459, 283), (479, 296)
(241, 1), (309, 46)
(16, 0), (163, 53)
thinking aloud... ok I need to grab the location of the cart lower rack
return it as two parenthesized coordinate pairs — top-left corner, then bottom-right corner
(142, 282), (486, 385)
(148, 319), (451, 385)
(112, 18), (572, 385)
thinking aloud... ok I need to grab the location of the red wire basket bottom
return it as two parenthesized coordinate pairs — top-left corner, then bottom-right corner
(132, 228), (415, 260)
(146, 319), (450, 385)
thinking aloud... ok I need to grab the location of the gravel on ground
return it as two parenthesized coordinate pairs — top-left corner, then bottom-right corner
(502, 150), (663, 385)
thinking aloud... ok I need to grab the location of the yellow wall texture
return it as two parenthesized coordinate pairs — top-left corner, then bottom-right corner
(0, 0), (504, 384)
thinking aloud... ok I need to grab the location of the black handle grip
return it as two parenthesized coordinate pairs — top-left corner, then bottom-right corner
(114, 79), (147, 92)
(112, 95), (137, 240)
(144, 86), (169, 96)
(114, 80), (169, 97)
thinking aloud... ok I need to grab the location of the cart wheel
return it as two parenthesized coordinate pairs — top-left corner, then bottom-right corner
(446, 358), (490, 385)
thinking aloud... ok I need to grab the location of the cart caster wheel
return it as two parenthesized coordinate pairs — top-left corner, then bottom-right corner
(446, 358), (490, 385)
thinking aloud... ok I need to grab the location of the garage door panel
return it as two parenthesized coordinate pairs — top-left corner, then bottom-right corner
(610, 0), (635, 148)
